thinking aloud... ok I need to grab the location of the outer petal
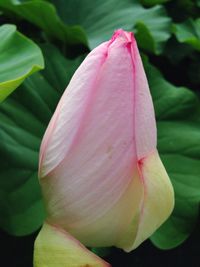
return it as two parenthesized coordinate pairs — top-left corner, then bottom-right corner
(68, 166), (144, 247)
(34, 222), (110, 267)
(117, 150), (174, 251)
(113, 33), (173, 251)
(133, 40), (157, 159)
(39, 41), (109, 177)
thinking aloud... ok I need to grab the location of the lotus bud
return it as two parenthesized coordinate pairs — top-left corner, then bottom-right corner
(38, 29), (174, 254)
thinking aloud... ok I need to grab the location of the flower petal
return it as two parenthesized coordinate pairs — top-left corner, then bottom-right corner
(68, 166), (144, 247)
(117, 150), (174, 251)
(34, 222), (111, 267)
(39, 41), (109, 177)
(131, 38), (157, 159)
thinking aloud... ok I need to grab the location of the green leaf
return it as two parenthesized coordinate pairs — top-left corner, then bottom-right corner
(140, 0), (170, 7)
(0, 0), (172, 54)
(0, 0), (87, 45)
(52, 0), (172, 54)
(0, 45), (81, 235)
(173, 18), (200, 51)
(0, 24), (44, 102)
(163, 37), (194, 64)
(145, 62), (200, 249)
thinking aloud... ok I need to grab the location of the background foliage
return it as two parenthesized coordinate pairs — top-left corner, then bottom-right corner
(0, 0), (200, 266)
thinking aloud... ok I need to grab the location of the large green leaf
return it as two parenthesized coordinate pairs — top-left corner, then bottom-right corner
(0, 0), (87, 45)
(145, 62), (200, 249)
(0, 0), (172, 54)
(0, 24), (44, 102)
(140, 0), (171, 7)
(53, 0), (172, 54)
(173, 19), (200, 51)
(0, 45), (80, 235)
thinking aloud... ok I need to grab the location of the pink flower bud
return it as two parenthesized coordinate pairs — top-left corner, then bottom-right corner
(39, 29), (174, 252)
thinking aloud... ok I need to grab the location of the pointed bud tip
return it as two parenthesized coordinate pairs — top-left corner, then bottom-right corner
(109, 29), (135, 46)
